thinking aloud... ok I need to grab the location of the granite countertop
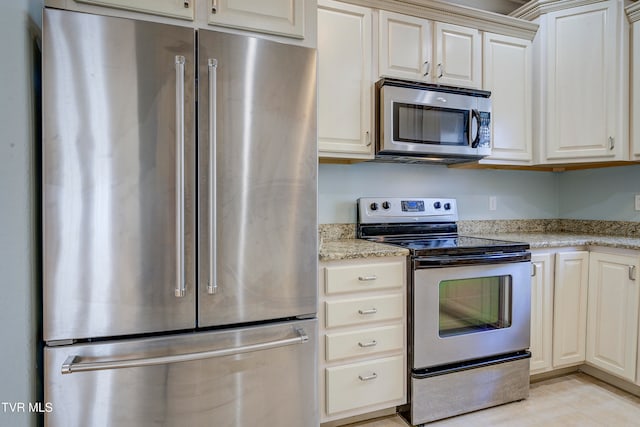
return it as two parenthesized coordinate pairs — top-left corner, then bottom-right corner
(319, 239), (410, 261)
(464, 232), (640, 251)
(318, 221), (640, 261)
(319, 233), (640, 261)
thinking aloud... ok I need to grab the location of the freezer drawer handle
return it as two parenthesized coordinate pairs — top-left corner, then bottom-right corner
(358, 275), (377, 282)
(358, 340), (378, 348)
(60, 328), (309, 374)
(175, 55), (186, 298)
(358, 308), (377, 315)
(207, 58), (218, 295)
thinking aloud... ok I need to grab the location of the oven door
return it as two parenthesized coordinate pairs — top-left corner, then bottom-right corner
(412, 259), (530, 370)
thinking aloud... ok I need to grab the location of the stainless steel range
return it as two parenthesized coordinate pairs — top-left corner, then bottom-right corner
(357, 197), (532, 426)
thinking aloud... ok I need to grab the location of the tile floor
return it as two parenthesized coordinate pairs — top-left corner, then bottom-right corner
(346, 373), (640, 427)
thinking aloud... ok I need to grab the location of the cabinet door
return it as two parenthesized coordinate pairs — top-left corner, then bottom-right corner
(587, 252), (640, 382)
(378, 11), (431, 82)
(543, 1), (625, 161)
(318, 0), (373, 159)
(530, 252), (554, 374)
(553, 251), (589, 368)
(632, 21), (640, 159)
(433, 22), (481, 89)
(208, 0), (305, 38)
(75, 0), (194, 19)
(480, 33), (532, 165)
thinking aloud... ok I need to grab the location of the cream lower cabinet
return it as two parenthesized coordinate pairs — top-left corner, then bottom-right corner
(529, 251), (554, 374)
(530, 249), (588, 374)
(319, 256), (406, 423)
(552, 250), (589, 368)
(586, 250), (640, 382)
(480, 33), (533, 165)
(318, 0), (373, 159)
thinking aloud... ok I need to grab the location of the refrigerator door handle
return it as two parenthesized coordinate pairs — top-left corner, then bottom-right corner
(207, 58), (218, 295)
(175, 55), (186, 298)
(61, 327), (309, 374)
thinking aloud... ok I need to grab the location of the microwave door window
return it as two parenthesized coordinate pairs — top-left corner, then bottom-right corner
(394, 103), (469, 146)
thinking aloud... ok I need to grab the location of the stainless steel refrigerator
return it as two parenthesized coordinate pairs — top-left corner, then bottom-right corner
(42, 8), (318, 427)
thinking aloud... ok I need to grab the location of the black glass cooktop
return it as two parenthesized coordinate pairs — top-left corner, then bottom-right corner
(367, 235), (529, 256)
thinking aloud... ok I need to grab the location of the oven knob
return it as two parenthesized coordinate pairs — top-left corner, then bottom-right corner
(370, 202), (379, 211)
(444, 203), (451, 210)
(433, 201), (442, 209)
(382, 201), (390, 210)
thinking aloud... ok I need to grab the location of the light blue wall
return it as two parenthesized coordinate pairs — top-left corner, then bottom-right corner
(319, 162), (561, 223)
(0, 1), (42, 426)
(559, 164), (640, 220)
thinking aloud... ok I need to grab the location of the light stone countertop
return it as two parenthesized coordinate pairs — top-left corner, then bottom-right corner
(464, 232), (640, 251)
(318, 221), (640, 261)
(319, 233), (640, 261)
(319, 239), (410, 261)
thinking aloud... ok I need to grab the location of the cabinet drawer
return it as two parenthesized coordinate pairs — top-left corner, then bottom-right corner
(325, 355), (404, 415)
(324, 261), (403, 295)
(325, 294), (403, 328)
(325, 324), (403, 361)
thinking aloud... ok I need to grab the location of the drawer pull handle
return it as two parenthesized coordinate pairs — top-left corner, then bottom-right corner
(358, 340), (378, 348)
(358, 373), (378, 381)
(358, 308), (377, 315)
(358, 275), (377, 282)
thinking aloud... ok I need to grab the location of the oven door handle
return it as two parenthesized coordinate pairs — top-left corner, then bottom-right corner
(414, 252), (530, 268)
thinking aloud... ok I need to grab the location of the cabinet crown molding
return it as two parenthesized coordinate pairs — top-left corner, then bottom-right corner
(338, 0), (539, 40)
(512, 0), (627, 21)
(627, 1), (640, 22)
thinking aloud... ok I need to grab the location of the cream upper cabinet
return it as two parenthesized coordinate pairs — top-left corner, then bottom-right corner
(533, 0), (629, 163)
(73, 0), (194, 19)
(552, 251), (589, 368)
(208, 0), (305, 38)
(318, 0), (373, 159)
(434, 22), (482, 89)
(631, 12), (640, 159)
(586, 251), (640, 382)
(377, 12), (481, 89)
(378, 11), (432, 82)
(480, 33), (533, 165)
(530, 251), (554, 374)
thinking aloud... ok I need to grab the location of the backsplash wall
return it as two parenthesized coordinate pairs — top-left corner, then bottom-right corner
(559, 164), (640, 221)
(318, 162), (560, 223)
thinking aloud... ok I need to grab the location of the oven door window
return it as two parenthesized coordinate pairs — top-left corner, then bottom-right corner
(438, 275), (512, 338)
(393, 102), (469, 146)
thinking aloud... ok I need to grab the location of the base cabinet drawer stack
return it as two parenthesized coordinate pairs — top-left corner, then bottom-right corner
(318, 256), (407, 423)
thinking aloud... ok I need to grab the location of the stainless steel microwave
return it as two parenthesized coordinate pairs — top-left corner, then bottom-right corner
(375, 79), (491, 164)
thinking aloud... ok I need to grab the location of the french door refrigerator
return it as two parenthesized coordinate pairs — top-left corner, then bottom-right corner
(42, 8), (318, 427)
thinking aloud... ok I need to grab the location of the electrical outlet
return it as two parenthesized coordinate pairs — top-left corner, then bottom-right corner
(635, 194), (640, 211)
(489, 196), (497, 211)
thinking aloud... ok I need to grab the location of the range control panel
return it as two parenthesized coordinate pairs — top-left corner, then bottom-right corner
(358, 197), (458, 224)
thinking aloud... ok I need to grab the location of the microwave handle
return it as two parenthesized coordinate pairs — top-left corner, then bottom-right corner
(470, 109), (481, 148)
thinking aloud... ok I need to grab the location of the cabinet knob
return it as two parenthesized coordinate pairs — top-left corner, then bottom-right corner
(424, 61), (430, 77)
(437, 63), (443, 79)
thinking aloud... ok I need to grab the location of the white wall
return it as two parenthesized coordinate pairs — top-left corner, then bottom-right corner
(559, 165), (640, 220)
(319, 162), (560, 223)
(0, 1), (42, 426)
